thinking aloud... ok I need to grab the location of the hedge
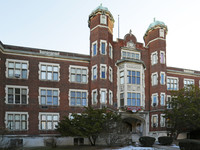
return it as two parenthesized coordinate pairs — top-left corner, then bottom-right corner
(158, 136), (173, 145)
(179, 139), (200, 150)
(139, 136), (155, 147)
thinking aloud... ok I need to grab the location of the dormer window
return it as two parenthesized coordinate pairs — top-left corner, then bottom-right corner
(100, 15), (107, 25)
(121, 50), (140, 60)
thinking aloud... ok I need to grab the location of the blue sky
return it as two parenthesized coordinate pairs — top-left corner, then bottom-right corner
(1, 0), (200, 70)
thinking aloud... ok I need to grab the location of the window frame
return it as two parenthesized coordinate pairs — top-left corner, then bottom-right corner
(5, 85), (29, 105)
(152, 93), (158, 107)
(100, 64), (107, 79)
(100, 88), (107, 104)
(151, 72), (158, 86)
(38, 112), (59, 130)
(167, 76), (179, 91)
(160, 51), (165, 64)
(160, 114), (165, 127)
(109, 90), (113, 105)
(127, 92), (141, 106)
(100, 40), (107, 55)
(184, 78), (194, 88)
(127, 70), (140, 85)
(69, 65), (88, 84)
(100, 14), (107, 25)
(6, 59), (29, 79)
(160, 93), (165, 106)
(69, 89), (88, 107)
(160, 72), (166, 85)
(5, 112), (29, 131)
(109, 43), (113, 59)
(39, 62), (60, 81)
(92, 65), (98, 80)
(167, 95), (172, 109)
(151, 114), (158, 128)
(92, 89), (98, 105)
(151, 51), (158, 65)
(92, 40), (98, 56)
(38, 87), (60, 106)
(121, 50), (140, 60)
(109, 66), (113, 82)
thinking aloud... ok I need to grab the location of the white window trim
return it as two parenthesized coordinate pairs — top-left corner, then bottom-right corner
(38, 112), (59, 130)
(69, 65), (88, 84)
(121, 50), (140, 60)
(100, 88), (107, 104)
(109, 43), (113, 59)
(5, 85), (29, 104)
(5, 111), (29, 131)
(160, 92), (166, 106)
(38, 62), (60, 81)
(167, 76), (179, 90)
(160, 51), (165, 64)
(38, 87), (60, 106)
(92, 64), (98, 80)
(92, 89), (98, 105)
(109, 66), (113, 82)
(151, 93), (158, 107)
(151, 51), (158, 65)
(100, 40), (107, 55)
(151, 114), (158, 127)
(159, 29), (165, 38)
(5, 59), (29, 79)
(160, 114), (165, 127)
(100, 64), (107, 79)
(160, 72), (166, 85)
(167, 95), (172, 109)
(151, 72), (158, 86)
(92, 40), (98, 56)
(68, 89), (88, 107)
(100, 14), (107, 25)
(109, 90), (113, 105)
(184, 78), (195, 87)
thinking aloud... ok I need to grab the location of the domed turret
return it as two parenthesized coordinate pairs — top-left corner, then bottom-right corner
(144, 18), (168, 38)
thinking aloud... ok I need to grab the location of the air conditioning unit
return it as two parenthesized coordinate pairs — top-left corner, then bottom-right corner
(15, 74), (20, 78)
(153, 123), (157, 128)
(153, 103), (157, 107)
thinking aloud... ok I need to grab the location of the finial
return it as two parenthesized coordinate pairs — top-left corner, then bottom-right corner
(129, 29), (132, 35)
(154, 18), (156, 22)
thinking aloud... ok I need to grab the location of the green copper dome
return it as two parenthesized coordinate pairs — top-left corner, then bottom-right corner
(92, 3), (109, 13)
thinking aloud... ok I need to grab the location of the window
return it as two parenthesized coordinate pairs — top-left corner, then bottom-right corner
(160, 51), (165, 64)
(5, 112), (28, 130)
(92, 89), (97, 105)
(152, 115), (158, 128)
(6, 85), (28, 104)
(92, 41), (97, 56)
(120, 93), (124, 107)
(121, 50), (140, 60)
(6, 59), (28, 79)
(100, 40), (107, 55)
(160, 72), (165, 85)
(109, 90), (113, 105)
(39, 62), (60, 81)
(69, 90), (87, 106)
(39, 88), (59, 106)
(160, 93), (165, 106)
(151, 51), (158, 65)
(100, 89), (107, 103)
(160, 114), (165, 127)
(100, 64), (107, 79)
(127, 70), (140, 84)
(70, 66), (88, 83)
(159, 29), (165, 38)
(151, 72), (158, 86)
(152, 93), (158, 107)
(120, 71), (124, 84)
(39, 113), (59, 130)
(167, 77), (178, 90)
(167, 95), (172, 109)
(100, 14), (107, 25)
(109, 66), (113, 82)
(184, 79), (194, 88)
(109, 43), (113, 59)
(127, 93), (140, 106)
(92, 65), (97, 80)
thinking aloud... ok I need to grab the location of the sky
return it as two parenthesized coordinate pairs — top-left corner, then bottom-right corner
(1, 0), (200, 70)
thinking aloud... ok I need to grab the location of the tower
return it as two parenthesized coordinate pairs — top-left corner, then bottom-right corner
(88, 4), (115, 108)
(144, 19), (168, 131)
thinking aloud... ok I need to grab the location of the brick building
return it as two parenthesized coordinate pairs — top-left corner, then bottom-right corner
(1, 4), (200, 146)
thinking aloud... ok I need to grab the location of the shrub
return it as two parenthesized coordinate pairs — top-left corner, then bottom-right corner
(139, 136), (155, 147)
(158, 136), (173, 145)
(179, 139), (200, 150)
